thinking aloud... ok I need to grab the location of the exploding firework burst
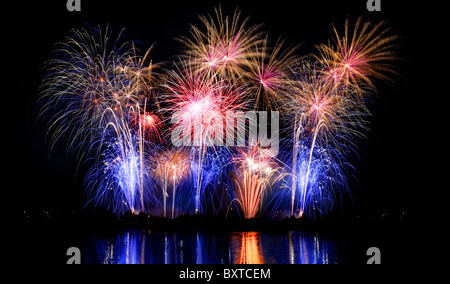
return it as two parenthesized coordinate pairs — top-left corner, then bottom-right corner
(315, 17), (399, 96)
(287, 61), (370, 152)
(162, 62), (248, 146)
(131, 108), (164, 143)
(242, 37), (299, 110)
(38, 25), (158, 159)
(177, 6), (265, 80)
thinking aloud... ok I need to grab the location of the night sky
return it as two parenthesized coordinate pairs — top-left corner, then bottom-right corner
(4, 0), (433, 223)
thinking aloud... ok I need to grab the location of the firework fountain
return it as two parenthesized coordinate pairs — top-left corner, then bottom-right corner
(232, 147), (282, 219)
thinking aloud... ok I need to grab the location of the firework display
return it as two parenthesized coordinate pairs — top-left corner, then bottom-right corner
(38, 8), (398, 220)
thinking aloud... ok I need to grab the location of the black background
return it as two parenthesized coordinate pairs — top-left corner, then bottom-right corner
(3, 0), (438, 265)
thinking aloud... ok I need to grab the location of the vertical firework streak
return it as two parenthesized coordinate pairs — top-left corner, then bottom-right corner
(151, 148), (190, 218)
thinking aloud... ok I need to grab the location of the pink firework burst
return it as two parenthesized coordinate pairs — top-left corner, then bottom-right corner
(316, 17), (399, 97)
(163, 63), (248, 148)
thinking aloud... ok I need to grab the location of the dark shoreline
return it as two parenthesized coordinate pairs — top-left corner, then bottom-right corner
(9, 207), (417, 234)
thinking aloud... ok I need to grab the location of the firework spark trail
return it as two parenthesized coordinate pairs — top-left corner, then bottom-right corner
(233, 147), (282, 219)
(190, 149), (231, 214)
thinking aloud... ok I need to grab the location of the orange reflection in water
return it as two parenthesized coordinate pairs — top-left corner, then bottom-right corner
(232, 232), (263, 264)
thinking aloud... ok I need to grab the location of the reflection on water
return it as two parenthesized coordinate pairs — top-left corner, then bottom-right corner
(82, 230), (347, 264)
(232, 232), (263, 264)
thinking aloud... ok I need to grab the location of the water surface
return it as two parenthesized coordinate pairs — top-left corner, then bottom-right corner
(81, 229), (349, 264)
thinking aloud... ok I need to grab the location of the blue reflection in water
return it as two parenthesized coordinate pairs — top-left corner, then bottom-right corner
(81, 230), (347, 264)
